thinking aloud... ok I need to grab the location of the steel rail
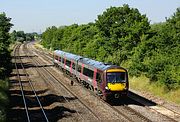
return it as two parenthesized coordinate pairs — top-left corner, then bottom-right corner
(14, 44), (31, 122)
(16, 44), (49, 122)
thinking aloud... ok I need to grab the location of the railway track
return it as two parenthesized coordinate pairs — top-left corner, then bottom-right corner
(23, 43), (102, 121)
(28, 42), (156, 122)
(13, 44), (49, 122)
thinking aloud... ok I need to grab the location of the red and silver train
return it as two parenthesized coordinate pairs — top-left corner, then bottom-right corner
(53, 50), (129, 100)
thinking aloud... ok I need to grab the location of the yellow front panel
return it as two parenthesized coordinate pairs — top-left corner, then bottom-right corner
(107, 83), (126, 91)
(107, 69), (126, 72)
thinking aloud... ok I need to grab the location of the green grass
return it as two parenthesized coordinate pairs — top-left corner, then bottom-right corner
(0, 79), (9, 122)
(129, 75), (180, 104)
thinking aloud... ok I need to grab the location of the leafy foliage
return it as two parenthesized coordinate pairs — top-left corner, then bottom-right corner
(95, 4), (150, 64)
(129, 7), (180, 90)
(0, 12), (13, 121)
(9, 30), (37, 43)
(0, 13), (13, 78)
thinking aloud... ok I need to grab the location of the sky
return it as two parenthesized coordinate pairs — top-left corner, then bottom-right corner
(0, 0), (179, 33)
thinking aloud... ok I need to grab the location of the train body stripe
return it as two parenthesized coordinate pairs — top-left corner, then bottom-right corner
(80, 64), (84, 79)
(93, 68), (97, 89)
(70, 60), (73, 74)
(64, 58), (66, 69)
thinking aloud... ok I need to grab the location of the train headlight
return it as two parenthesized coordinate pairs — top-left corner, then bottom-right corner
(105, 86), (109, 90)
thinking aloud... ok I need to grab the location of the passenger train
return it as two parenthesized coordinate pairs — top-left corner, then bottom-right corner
(53, 50), (129, 100)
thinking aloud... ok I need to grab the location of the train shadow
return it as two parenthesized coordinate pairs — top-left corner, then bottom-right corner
(108, 96), (143, 106)
(7, 89), (77, 122)
(108, 92), (157, 107)
(128, 91), (157, 106)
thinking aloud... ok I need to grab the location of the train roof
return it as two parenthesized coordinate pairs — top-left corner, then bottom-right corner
(54, 50), (123, 71)
(78, 58), (113, 71)
(54, 50), (83, 61)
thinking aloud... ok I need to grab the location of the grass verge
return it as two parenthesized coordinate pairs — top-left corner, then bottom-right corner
(130, 75), (180, 104)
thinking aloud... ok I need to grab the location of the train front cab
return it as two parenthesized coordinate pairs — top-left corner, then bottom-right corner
(103, 68), (129, 100)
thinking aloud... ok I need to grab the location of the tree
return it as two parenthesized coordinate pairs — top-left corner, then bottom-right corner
(95, 4), (150, 64)
(9, 30), (17, 43)
(0, 13), (13, 78)
(0, 13), (13, 46)
(129, 7), (180, 90)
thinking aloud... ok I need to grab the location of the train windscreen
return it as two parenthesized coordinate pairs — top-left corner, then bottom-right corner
(107, 72), (125, 83)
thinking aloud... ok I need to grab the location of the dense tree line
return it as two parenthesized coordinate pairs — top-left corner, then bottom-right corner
(130, 8), (180, 90)
(0, 13), (13, 79)
(10, 30), (38, 43)
(0, 12), (13, 121)
(41, 5), (180, 90)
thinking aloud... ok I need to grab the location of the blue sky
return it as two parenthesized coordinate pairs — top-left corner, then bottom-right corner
(0, 0), (179, 33)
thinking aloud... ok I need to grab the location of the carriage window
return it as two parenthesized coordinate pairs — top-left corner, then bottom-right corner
(96, 73), (102, 83)
(83, 67), (93, 79)
(58, 57), (61, 61)
(62, 58), (64, 63)
(72, 63), (75, 69)
(66, 59), (71, 67)
(78, 65), (81, 72)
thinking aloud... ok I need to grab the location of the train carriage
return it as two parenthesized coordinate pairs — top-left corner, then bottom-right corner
(53, 50), (129, 101)
(53, 50), (82, 76)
